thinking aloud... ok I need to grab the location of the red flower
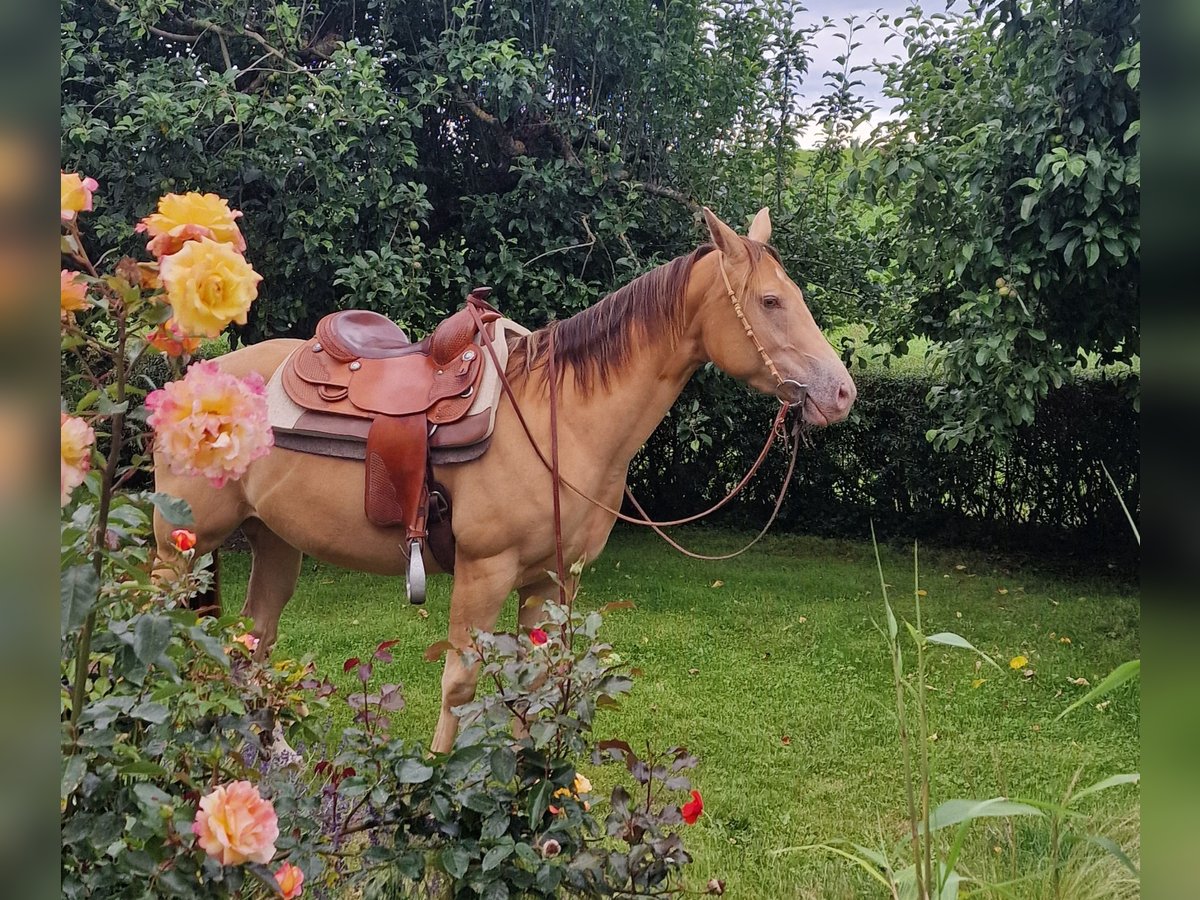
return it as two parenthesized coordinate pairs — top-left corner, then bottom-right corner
(681, 790), (703, 825)
(529, 628), (549, 646)
(170, 528), (197, 552)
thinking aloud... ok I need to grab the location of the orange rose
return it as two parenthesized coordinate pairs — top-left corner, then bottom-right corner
(158, 238), (262, 338)
(191, 781), (278, 866)
(274, 862), (304, 899)
(136, 192), (246, 258)
(170, 528), (197, 552)
(60, 270), (89, 320)
(61, 172), (99, 222)
(147, 318), (202, 357)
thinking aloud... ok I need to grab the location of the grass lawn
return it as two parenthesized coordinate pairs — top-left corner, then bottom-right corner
(221, 528), (1139, 898)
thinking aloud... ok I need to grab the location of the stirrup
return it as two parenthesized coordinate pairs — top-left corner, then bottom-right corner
(406, 540), (426, 604)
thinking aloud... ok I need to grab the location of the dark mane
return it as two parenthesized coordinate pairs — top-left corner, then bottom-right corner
(507, 238), (779, 394)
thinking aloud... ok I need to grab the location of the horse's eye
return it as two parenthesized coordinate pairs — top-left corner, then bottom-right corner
(762, 295), (782, 309)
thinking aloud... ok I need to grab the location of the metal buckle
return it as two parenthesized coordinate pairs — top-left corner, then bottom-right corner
(775, 379), (808, 407)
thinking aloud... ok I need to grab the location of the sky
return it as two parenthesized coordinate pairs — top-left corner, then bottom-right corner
(793, 1), (952, 142)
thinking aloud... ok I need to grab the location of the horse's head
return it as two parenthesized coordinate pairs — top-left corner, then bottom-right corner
(691, 207), (856, 426)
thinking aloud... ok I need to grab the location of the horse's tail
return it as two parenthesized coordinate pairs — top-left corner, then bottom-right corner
(192, 548), (221, 617)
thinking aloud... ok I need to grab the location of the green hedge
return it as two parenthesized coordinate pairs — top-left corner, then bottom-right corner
(628, 371), (1140, 557)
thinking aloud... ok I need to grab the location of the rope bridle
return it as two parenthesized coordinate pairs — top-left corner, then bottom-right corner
(470, 244), (807, 600)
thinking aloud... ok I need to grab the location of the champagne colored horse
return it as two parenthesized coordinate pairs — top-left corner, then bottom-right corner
(153, 208), (856, 752)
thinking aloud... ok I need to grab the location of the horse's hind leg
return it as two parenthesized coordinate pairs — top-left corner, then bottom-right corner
(240, 517), (304, 656)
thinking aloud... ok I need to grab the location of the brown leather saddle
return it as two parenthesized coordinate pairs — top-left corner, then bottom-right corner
(280, 288), (502, 602)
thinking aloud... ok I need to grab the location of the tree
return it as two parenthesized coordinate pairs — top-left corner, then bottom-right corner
(853, 0), (1139, 449)
(63, 0), (873, 342)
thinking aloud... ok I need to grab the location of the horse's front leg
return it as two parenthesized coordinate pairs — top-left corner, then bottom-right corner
(431, 554), (520, 753)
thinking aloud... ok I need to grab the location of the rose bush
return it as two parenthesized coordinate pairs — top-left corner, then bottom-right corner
(62, 179), (708, 898)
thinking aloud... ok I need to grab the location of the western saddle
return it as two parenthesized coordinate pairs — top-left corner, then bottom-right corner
(279, 288), (507, 603)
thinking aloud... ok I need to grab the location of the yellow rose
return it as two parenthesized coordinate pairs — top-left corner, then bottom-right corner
(61, 172), (99, 222)
(159, 238), (262, 337)
(136, 192), (247, 258)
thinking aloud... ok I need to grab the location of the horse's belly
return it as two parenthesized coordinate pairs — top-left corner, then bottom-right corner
(242, 446), (438, 577)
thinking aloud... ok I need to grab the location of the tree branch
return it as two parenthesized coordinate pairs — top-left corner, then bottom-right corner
(454, 89), (527, 156)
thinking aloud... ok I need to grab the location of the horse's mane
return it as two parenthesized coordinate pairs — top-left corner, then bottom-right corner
(507, 247), (708, 394)
(507, 238), (781, 395)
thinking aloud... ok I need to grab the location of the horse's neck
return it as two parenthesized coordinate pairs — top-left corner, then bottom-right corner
(552, 322), (701, 472)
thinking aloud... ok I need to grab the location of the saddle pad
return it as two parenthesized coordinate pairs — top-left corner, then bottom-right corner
(267, 316), (529, 461)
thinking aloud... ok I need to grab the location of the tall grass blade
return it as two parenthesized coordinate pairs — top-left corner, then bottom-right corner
(1101, 461), (1139, 546)
(1085, 834), (1140, 877)
(778, 843), (898, 893)
(1068, 772), (1140, 806)
(923, 797), (1044, 833)
(1055, 659), (1140, 721)
(926, 632), (1002, 670)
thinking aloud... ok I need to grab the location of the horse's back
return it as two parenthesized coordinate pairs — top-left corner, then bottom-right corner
(212, 338), (305, 381)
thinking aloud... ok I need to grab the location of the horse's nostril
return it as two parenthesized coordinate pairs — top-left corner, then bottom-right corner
(836, 382), (855, 411)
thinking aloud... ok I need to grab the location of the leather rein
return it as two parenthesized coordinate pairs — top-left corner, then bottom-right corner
(467, 251), (806, 599)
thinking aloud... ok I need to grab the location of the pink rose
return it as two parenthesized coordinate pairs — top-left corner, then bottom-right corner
(146, 361), (273, 488)
(191, 780), (279, 866)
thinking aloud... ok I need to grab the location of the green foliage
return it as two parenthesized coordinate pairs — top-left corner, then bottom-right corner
(323, 601), (699, 898)
(62, 0), (877, 343)
(631, 371), (1140, 556)
(854, 0), (1140, 448)
(788, 539), (1139, 899)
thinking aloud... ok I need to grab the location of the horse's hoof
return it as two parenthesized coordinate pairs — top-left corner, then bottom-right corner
(407, 541), (426, 604)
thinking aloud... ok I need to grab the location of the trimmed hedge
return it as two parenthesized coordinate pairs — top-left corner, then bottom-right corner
(629, 371), (1140, 558)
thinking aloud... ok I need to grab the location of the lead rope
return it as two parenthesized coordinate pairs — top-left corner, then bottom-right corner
(471, 305), (790, 527)
(468, 248), (803, 560)
(546, 327), (568, 606)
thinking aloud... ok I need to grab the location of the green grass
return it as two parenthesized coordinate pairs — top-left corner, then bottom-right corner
(221, 528), (1139, 898)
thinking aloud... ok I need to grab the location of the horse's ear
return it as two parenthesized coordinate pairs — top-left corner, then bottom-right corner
(747, 207), (772, 243)
(702, 207), (747, 260)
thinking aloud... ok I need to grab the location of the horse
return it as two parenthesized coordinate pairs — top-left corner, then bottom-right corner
(152, 207), (856, 753)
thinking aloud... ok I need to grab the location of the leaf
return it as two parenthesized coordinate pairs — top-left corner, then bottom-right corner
(145, 492), (194, 526)
(527, 778), (554, 823)
(61, 754), (86, 801)
(440, 844), (471, 879)
(924, 798), (1044, 833)
(1086, 834), (1140, 877)
(482, 843), (513, 871)
(133, 782), (172, 810)
(424, 640), (454, 662)
(926, 632), (1002, 670)
(1055, 659), (1139, 720)
(61, 564), (99, 638)
(132, 614), (173, 666)
(395, 758), (434, 784)
(1069, 772), (1139, 806)
(490, 747), (517, 784)
(130, 701), (170, 724)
